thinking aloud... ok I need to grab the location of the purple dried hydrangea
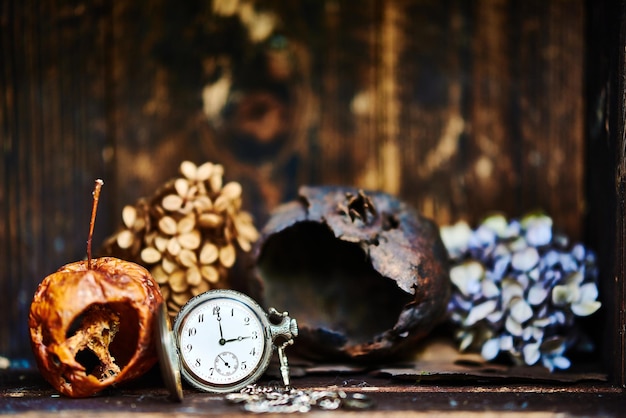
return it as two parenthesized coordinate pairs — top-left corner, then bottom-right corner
(440, 213), (601, 371)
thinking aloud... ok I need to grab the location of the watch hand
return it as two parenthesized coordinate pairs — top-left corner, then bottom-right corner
(217, 313), (226, 345)
(223, 336), (251, 343)
(217, 354), (230, 368)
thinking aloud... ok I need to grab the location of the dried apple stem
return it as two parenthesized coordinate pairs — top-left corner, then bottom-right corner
(87, 179), (104, 270)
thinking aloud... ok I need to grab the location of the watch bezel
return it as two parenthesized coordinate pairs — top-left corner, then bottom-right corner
(173, 289), (274, 393)
(155, 301), (184, 401)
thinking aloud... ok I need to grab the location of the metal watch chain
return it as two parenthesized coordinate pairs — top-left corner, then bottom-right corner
(226, 308), (373, 413)
(226, 384), (374, 413)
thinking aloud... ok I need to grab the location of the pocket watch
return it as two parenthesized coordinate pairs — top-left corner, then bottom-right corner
(156, 289), (298, 400)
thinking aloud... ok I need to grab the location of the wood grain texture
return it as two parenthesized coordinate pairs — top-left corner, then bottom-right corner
(1, 370), (625, 416)
(516, 0), (585, 237)
(0, 0), (621, 386)
(0, 372), (626, 418)
(0, 0), (113, 359)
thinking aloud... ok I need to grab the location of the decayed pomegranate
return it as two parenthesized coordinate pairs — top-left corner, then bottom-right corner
(28, 180), (163, 397)
(254, 186), (450, 362)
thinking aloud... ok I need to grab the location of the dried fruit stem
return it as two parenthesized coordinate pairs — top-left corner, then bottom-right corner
(87, 179), (104, 270)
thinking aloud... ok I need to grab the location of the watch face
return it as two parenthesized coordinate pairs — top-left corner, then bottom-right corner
(175, 291), (271, 392)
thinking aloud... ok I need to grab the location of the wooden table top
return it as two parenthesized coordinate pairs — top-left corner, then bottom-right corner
(2, 366), (625, 417)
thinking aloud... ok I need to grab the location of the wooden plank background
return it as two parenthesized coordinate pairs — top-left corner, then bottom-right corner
(1, 0), (613, 375)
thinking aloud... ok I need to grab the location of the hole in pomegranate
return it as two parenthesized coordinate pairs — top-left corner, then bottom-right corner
(257, 221), (412, 348)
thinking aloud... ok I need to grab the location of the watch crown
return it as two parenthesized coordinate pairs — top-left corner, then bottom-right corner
(268, 308), (298, 342)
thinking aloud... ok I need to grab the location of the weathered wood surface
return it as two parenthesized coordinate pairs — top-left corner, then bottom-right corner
(1, 369), (625, 416)
(0, 0), (622, 386)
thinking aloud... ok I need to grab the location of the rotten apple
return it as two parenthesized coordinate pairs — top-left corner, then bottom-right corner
(28, 180), (163, 397)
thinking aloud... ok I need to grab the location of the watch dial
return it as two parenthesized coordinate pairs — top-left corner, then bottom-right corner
(178, 296), (267, 387)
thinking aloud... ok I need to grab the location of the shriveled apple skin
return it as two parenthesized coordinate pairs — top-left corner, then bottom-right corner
(29, 257), (163, 398)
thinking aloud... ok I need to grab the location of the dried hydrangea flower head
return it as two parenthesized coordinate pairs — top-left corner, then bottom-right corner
(441, 213), (601, 371)
(102, 161), (259, 317)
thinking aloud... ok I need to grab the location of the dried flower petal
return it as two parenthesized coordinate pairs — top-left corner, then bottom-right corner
(176, 215), (195, 234)
(504, 316), (523, 336)
(523, 342), (541, 365)
(141, 247), (162, 264)
(481, 338), (500, 361)
(169, 270), (188, 293)
(162, 256), (178, 274)
(210, 167), (224, 193)
(154, 235), (169, 253)
(194, 196), (213, 212)
(440, 221), (472, 257)
(511, 247), (540, 272)
(481, 279), (500, 299)
(527, 284), (549, 305)
(548, 355), (571, 370)
(237, 235), (252, 252)
(198, 213), (223, 228)
(162, 194), (184, 212)
(178, 230), (201, 250)
(199, 242), (219, 264)
(122, 205), (137, 229)
(196, 162), (214, 181)
(180, 161), (198, 180)
(201, 265), (220, 283)
(552, 284), (577, 306)
(221, 181), (243, 201)
(178, 249), (198, 268)
(578, 282), (599, 303)
(219, 244), (236, 268)
(469, 225), (496, 248)
(151, 265), (169, 285)
(236, 217), (260, 242)
(482, 214), (509, 238)
(459, 332), (474, 351)
(167, 237), (182, 257)
(565, 271), (584, 286)
(523, 214), (553, 247)
(450, 261), (483, 297)
(571, 301), (601, 317)
(174, 178), (190, 197)
(499, 335), (513, 351)
(159, 216), (178, 236)
(510, 298), (533, 323)
(464, 300), (497, 326)
(532, 317), (551, 327)
(186, 267), (202, 286)
(486, 310), (503, 324)
(116, 230), (134, 249)
(213, 195), (230, 213)
(501, 278), (524, 307)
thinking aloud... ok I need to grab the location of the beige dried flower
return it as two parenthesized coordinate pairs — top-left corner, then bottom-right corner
(101, 160), (259, 317)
